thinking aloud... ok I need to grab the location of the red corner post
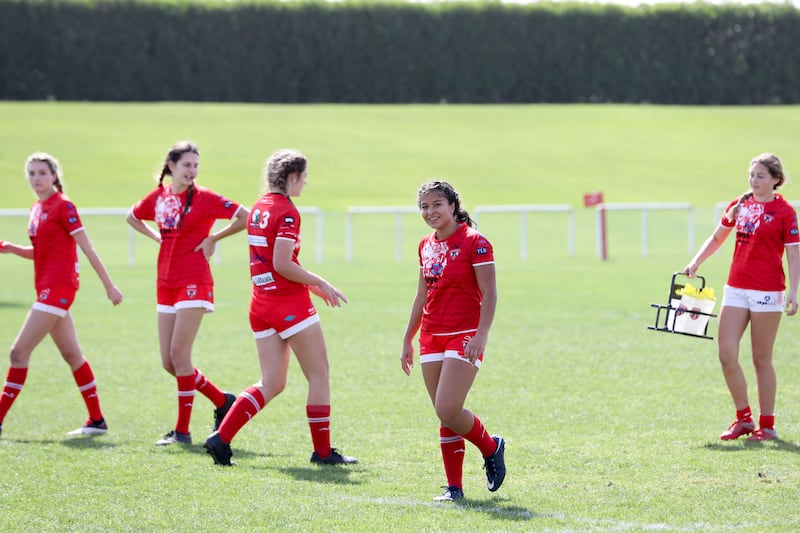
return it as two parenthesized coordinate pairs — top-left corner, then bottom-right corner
(583, 192), (607, 261)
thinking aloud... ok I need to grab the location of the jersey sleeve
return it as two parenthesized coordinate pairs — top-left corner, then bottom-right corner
(471, 233), (494, 266)
(782, 202), (800, 245)
(60, 199), (84, 236)
(275, 206), (301, 241)
(199, 189), (241, 220)
(720, 198), (738, 228)
(131, 188), (160, 221)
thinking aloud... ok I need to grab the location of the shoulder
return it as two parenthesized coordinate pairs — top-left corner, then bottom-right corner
(54, 193), (79, 212)
(463, 225), (491, 245)
(773, 193), (794, 208)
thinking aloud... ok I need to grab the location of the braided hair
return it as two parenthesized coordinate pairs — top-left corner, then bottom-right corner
(264, 149), (307, 194)
(158, 141), (199, 228)
(417, 180), (475, 228)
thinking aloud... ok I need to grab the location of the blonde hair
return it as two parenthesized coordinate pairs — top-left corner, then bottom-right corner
(26, 152), (63, 192)
(725, 153), (787, 223)
(263, 149), (307, 194)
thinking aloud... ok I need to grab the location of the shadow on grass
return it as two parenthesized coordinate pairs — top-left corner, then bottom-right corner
(0, 436), (117, 449)
(702, 439), (800, 454)
(451, 499), (538, 522)
(0, 301), (27, 309)
(61, 436), (117, 449)
(274, 465), (362, 485)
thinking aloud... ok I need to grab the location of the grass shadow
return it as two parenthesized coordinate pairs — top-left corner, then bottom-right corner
(0, 436), (116, 449)
(702, 439), (800, 454)
(274, 465), (363, 485)
(451, 499), (538, 522)
(61, 436), (118, 449)
(0, 301), (27, 309)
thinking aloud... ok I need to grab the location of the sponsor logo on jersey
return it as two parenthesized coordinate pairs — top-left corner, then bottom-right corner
(248, 235), (268, 247)
(252, 272), (275, 286)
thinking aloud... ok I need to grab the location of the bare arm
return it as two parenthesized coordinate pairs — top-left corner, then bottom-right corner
(784, 244), (800, 316)
(683, 224), (732, 277)
(273, 237), (347, 307)
(0, 241), (34, 260)
(464, 263), (497, 364)
(73, 230), (123, 305)
(194, 205), (250, 259)
(401, 271), (427, 376)
(126, 210), (162, 244)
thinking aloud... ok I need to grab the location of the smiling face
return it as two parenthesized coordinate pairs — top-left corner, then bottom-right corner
(419, 190), (456, 236)
(27, 160), (58, 199)
(168, 151), (199, 193)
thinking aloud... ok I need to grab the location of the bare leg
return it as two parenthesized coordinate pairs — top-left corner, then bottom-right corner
(748, 311), (782, 416)
(716, 306), (750, 410)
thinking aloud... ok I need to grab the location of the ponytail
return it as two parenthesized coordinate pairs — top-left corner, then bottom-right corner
(724, 192), (752, 224)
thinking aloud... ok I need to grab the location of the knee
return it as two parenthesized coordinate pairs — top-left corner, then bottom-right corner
(259, 377), (287, 402)
(9, 345), (29, 367)
(161, 361), (176, 376)
(434, 403), (460, 426)
(752, 353), (774, 373)
(58, 347), (83, 366)
(717, 348), (739, 368)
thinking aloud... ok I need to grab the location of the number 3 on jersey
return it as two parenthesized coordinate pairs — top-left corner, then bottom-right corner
(251, 209), (270, 229)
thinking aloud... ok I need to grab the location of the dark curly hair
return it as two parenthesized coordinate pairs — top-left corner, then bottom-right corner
(417, 180), (475, 228)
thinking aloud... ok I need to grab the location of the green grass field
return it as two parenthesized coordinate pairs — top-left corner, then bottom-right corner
(1, 103), (800, 532)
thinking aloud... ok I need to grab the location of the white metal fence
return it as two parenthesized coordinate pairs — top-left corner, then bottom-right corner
(596, 202), (695, 259)
(9, 201), (788, 263)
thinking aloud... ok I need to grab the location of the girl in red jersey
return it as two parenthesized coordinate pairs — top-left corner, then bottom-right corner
(127, 141), (248, 446)
(401, 180), (505, 502)
(684, 153), (800, 442)
(0, 153), (123, 438)
(203, 149), (356, 466)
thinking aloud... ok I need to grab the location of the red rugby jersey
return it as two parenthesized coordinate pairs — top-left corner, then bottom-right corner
(131, 184), (241, 288)
(418, 223), (494, 334)
(28, 192), (83, 290)
(247, 192), (306, 298)
(722, 193), (800, 291)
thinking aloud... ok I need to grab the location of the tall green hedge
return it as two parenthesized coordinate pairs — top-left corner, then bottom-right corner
(1, 0), (798, 103)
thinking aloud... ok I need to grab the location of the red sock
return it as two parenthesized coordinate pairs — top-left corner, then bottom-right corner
(307, 405), (331, 458)
(175, 374), (195, 434)
(218, 386), (265, 443)
(440, 426), (465, 489)
(759, 414), (775, 430)
(194, 367), (226, 407)
(0, 367), (28, 424)
(72, 361), (103, 421)
(462, 414), (498, 457)
(737, 406), (753, 424)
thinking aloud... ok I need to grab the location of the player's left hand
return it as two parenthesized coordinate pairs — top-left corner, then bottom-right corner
(785, 295), (798, 316)
(464, 332), (488, 364)
(195, 237), (216, 260)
